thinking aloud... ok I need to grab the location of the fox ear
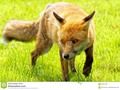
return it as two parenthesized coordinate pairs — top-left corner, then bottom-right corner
(82, 11), (95, 30)
(83, 11), (95, 22)
(53, 12), (65, 24)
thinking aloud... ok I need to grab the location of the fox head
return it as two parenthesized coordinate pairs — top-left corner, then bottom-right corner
(53, 11), (95, 60)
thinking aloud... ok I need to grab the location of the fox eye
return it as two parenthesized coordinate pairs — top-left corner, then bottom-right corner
(72, 39), (78, 44)
(61, 40), (65, 44)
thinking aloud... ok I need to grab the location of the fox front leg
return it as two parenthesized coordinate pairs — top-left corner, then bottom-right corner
(83, 45), (93, 77)
(59, 50), (69, 81)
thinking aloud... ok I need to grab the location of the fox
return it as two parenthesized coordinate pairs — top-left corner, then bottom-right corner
(2, 2), (95, 81)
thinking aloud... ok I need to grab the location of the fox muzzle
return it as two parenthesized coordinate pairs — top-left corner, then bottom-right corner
(62, 41), (75, 60)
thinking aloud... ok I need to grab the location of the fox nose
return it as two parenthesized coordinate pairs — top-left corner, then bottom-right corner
(63, 54), (69, 59)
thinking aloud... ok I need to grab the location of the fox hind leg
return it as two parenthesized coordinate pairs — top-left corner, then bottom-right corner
(83, 45), (93, 77)
(31, 37), (53, 67)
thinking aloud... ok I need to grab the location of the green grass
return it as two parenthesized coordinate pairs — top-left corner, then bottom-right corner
(0, 0), (120, 82)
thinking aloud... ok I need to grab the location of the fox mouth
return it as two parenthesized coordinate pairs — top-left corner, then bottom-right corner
(62, 52), (75, 60)
(62, 50), (83, 60)
(74, 50), (82, 55)
(64, 56), (75, 60)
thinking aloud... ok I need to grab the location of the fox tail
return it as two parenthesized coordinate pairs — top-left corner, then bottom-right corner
(1, 20), (39, 44)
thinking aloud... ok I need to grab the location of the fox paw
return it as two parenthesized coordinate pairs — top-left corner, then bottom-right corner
(83, 66), (91, 77)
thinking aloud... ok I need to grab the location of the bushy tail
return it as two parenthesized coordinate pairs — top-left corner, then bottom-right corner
(1, 20), (39, 44)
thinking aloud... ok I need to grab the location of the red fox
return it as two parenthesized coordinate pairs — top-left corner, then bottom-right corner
(2, 2), (95, 81)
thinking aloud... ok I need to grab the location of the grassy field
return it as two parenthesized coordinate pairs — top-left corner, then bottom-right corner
(0, 0), (120, 82)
